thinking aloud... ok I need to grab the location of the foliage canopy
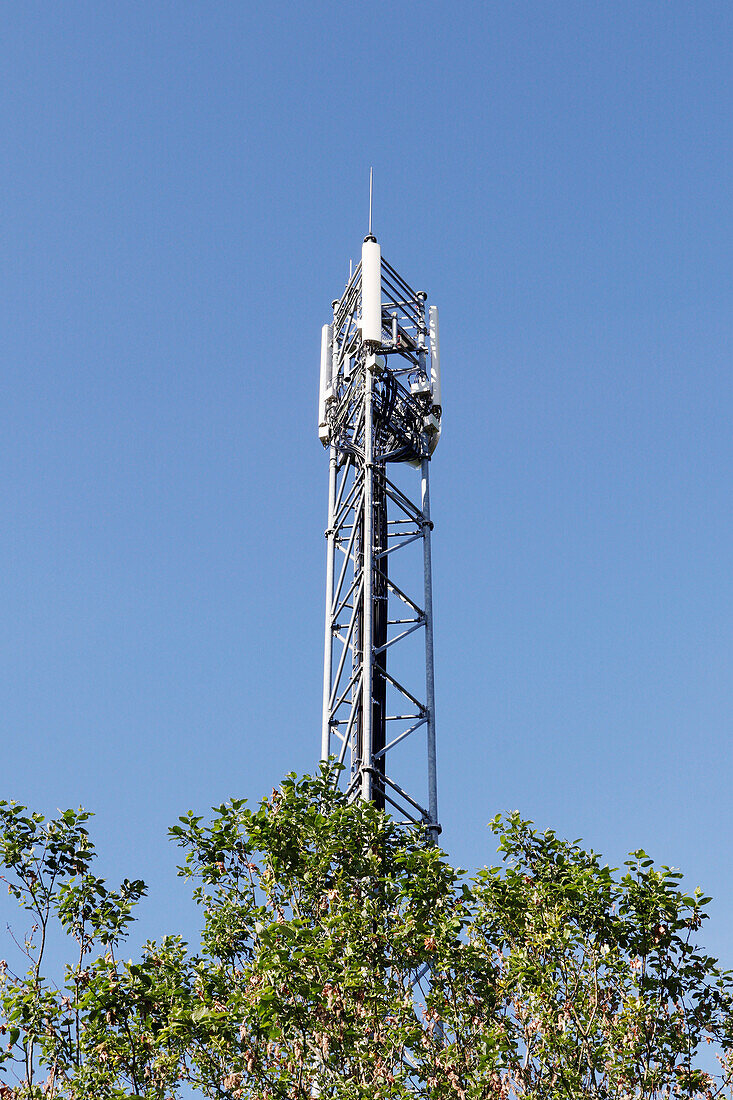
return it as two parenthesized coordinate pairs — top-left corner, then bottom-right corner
(0, 769), (731, 1098)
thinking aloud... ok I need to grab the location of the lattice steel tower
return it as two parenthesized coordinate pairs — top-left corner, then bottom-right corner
(318, 222), (442, 838)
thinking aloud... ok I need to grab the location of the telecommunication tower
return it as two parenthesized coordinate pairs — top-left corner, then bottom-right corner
(318, 202), (442, 838)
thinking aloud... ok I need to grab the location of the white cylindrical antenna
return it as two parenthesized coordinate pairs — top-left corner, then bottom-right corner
(429, 305), (442, 408)
(361, 236), (382, 344)
(318, 323), (333, 439)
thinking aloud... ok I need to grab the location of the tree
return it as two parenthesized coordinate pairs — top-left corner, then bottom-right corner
(0, 801), (191, 1099)
(0, 770), (731, 1099)
(461, 816), (733, 1098)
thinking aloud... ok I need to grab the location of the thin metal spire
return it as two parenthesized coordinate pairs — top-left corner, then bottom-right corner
(368, 167), (373, 236)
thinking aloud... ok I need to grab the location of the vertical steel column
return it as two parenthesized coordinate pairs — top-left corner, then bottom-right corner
(421, 458), (439, 835)
(321, 445), (337, 762)
(360, 356), (375, 801)
(372, 466), (388, 811)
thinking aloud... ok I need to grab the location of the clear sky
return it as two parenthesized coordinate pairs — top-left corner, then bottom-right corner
(1, 1), (731, 965)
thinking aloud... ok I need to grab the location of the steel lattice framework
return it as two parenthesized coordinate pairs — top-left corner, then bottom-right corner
(318, 233), (442, 838)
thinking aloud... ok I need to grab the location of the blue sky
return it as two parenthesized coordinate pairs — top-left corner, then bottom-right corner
(1, 0), (731, 965)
